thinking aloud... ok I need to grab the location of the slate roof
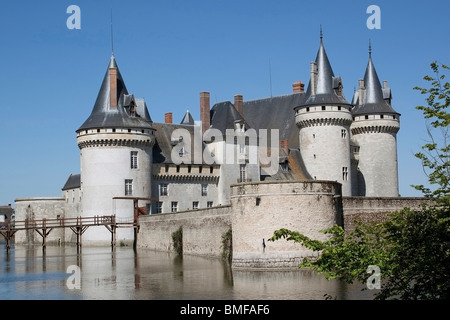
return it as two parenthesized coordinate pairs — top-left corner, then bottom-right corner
(243, 93), (306, 149)
(77, 55), (153, 132)
(352, 52), (400, 116)
(302, 37), (351, 107)
(180, 110), (195, 125)
(62, 174), (81, 191)
(210, 101), (247, 133)
(0, 205), (14, 220)
(152, 122), (206, 164)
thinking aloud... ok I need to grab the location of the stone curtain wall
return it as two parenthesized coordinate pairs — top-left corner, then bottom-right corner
(137, 206), (231, 258)
(14, 198), (66, 245)
(342, 196), (428, 232)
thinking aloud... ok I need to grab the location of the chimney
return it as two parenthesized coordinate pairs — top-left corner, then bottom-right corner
(358, 79), (365, 105)
(292, 81), (305, 93)
(200, 92), (210, 134)
(280, 140), (289, 155)
(234, 94), (244, 117)
(310, 62), (317, 96)
(109, 66), (118, 109)
(383, 80), (388, 89)
(165, 112), (173, 124)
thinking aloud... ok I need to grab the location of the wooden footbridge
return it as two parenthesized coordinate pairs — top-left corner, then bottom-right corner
(0, 197), (155, 251)
(0, 215), (136, 251)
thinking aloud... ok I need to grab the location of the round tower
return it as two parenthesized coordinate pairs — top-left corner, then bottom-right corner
(350, 46), (400, 197)
(76, 55), (155, 245)
(295, 32), (353, 196)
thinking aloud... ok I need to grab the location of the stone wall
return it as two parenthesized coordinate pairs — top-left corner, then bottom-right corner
(343, 196), (428, 232)
(137, 206), (231, 258)
(230, 180), (343, 269)
(14, 197), (66, 245)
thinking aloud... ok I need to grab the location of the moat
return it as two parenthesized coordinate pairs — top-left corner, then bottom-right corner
(0, 241), (376, 300)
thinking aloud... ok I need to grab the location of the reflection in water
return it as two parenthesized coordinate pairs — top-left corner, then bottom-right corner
(0, 242), (376, 300)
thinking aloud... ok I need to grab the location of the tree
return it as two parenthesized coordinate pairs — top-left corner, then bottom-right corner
(412, 62), (450, 200)
(269, 61), (450, 300)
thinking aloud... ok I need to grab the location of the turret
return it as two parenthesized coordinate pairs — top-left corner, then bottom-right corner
(76, 55), (155, 245)
(350, 45), (400, 197)
(295, 30), (353, 196)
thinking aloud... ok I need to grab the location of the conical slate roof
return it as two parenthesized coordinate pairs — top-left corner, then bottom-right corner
(352, 51), (400, 116)
(303, 34), (351, 106)
(180, 109), (195, 125)
(77, 55), (153, 132)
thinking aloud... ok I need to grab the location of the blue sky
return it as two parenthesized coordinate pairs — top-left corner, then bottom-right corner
(0, 0), (449, 206)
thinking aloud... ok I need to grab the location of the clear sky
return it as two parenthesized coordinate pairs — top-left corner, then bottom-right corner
(0, 0), (449, 206)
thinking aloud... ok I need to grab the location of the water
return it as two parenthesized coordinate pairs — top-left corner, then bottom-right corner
(0, 241), (376, 301)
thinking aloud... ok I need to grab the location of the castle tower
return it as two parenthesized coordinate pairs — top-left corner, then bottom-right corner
(350, 46), (400, 197)
(295, 31), (353, 196)
(76, 55), (155, 245)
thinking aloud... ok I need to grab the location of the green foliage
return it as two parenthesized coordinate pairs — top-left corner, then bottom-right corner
(412, 61), (450, 200)
(269, 200), (450, 300)
(172, 226), (183, 255)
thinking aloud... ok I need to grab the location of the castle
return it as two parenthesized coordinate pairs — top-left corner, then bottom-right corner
(15, 34), (424, 268)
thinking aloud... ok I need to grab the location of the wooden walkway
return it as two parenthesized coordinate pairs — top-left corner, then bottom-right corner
(0, 215), (137, 251)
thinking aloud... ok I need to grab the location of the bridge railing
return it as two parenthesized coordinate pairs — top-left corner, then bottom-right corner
(1, 215), (119, 231)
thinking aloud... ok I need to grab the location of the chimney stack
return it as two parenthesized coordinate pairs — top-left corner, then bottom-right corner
(292, 81), (305, 93)
(234, 94), (244, 117)
(310, 62), (317, 96)
(200, 92), (210, 134)
(109, 66), (118, 109)
(358, 79), (365, 105)
(165, 112), (173, 124)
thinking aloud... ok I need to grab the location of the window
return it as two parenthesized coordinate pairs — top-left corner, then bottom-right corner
(160, 183), (168, 196)
(171, 202), (178, 213)
(165, 164), (169, 173)
(178, 147), (185, 157)
(239, 164), (247, 183)
(192, 201), (199, 210)
(155, 202), (163, 214)
(341, 129), (347, 139)
(209, 166), (214, 174)
(125, 179), (133, 196)
(322, 106), (326, 110)
(201, 184), (208, 196)
(207, 201), (213, 208)
(131, 151), (138, 169)
(342, 167), (348, 181)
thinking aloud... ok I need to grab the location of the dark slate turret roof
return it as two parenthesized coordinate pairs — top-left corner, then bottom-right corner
(303, 35), (351, 106)
(77, 55), (153, 132)
(180, 109), (195, 125)
(352, 51), (400, 116)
